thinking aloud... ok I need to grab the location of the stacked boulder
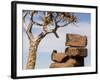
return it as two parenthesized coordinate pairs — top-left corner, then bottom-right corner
(50, 34), (87, 68)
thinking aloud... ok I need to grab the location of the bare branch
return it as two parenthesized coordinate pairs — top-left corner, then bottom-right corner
(57, 22), (71, 28)
(24, 11), (77, 40)
(53, 32), (59, 38)
(42, 12), (53, 32)
(33, 21), (44, 26)
(26, 11), (35, 32)
(50, 12), (77, 38)
(22, 11), (36, 40)
(22, 11), (28, 31)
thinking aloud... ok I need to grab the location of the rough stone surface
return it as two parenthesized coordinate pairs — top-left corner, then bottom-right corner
(52, 50), (68, 62)
(50, 58), (76, 68)
(50, 34), (88, 68)
(65, 47), (87, 57)
(65, 34), (87, 47)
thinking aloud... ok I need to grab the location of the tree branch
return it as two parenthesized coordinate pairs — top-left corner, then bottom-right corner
(57, 22), (71, 28)
(51, 19), (72, 38)
(23, 11), (35, 40)
(34, 22), (44, 26)
(54, 32), (59, 38)
(42, 12), (54, 32)
(22, 12), (28, 31)
(27, 11), (77, 41)
(51, 15), (60, 38)
(26, 11), (35, 32)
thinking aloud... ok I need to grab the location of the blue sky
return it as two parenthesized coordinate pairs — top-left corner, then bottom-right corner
(22, 12), (91, 69)
(75, 13), (90, 23)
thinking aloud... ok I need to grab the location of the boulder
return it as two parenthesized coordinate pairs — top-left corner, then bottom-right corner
(50, 58), (76, 68)
(65, 34), (87, 47)
(65, 47), (87, 57)
(51, 50), (68, 62)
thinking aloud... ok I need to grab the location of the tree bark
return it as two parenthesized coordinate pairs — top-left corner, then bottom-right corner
(26, 34), (45, 69)
(26, 38), (41, 69)
(26, 40), (37, 69)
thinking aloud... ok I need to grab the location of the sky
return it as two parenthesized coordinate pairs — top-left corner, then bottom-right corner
(22, 12), (91, 69)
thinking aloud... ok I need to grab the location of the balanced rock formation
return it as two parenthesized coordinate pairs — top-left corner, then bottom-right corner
(49, 34), (88, 68)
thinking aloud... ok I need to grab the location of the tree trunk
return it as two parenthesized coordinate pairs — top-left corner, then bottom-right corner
(26, 35), (44, 69)
(26, 40), (37, 69)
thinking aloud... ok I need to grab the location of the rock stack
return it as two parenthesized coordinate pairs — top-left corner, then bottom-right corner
(50, 34), (87, 68)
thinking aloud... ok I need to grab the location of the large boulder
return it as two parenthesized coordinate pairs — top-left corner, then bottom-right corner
(50, 58), (76, 68)
(65, 47), (87, 57)
(65, 34), (87, 47)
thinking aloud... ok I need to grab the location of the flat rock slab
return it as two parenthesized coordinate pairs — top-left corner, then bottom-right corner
(65, 47), (87, 57)
(52, 50), (68, 63)
(50, 58), (76, 68)
(65, 34), (87, 47)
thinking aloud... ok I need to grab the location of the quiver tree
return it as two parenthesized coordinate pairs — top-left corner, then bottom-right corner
(22, 10), (77, 69)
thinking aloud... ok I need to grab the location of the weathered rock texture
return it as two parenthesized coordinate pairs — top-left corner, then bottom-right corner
(65, 34), (87, 47)
(50, 58), (76, 68)
(52, 50), (68, 62)
(50, 34), (88, 68)
(65, 47), (87, 57)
